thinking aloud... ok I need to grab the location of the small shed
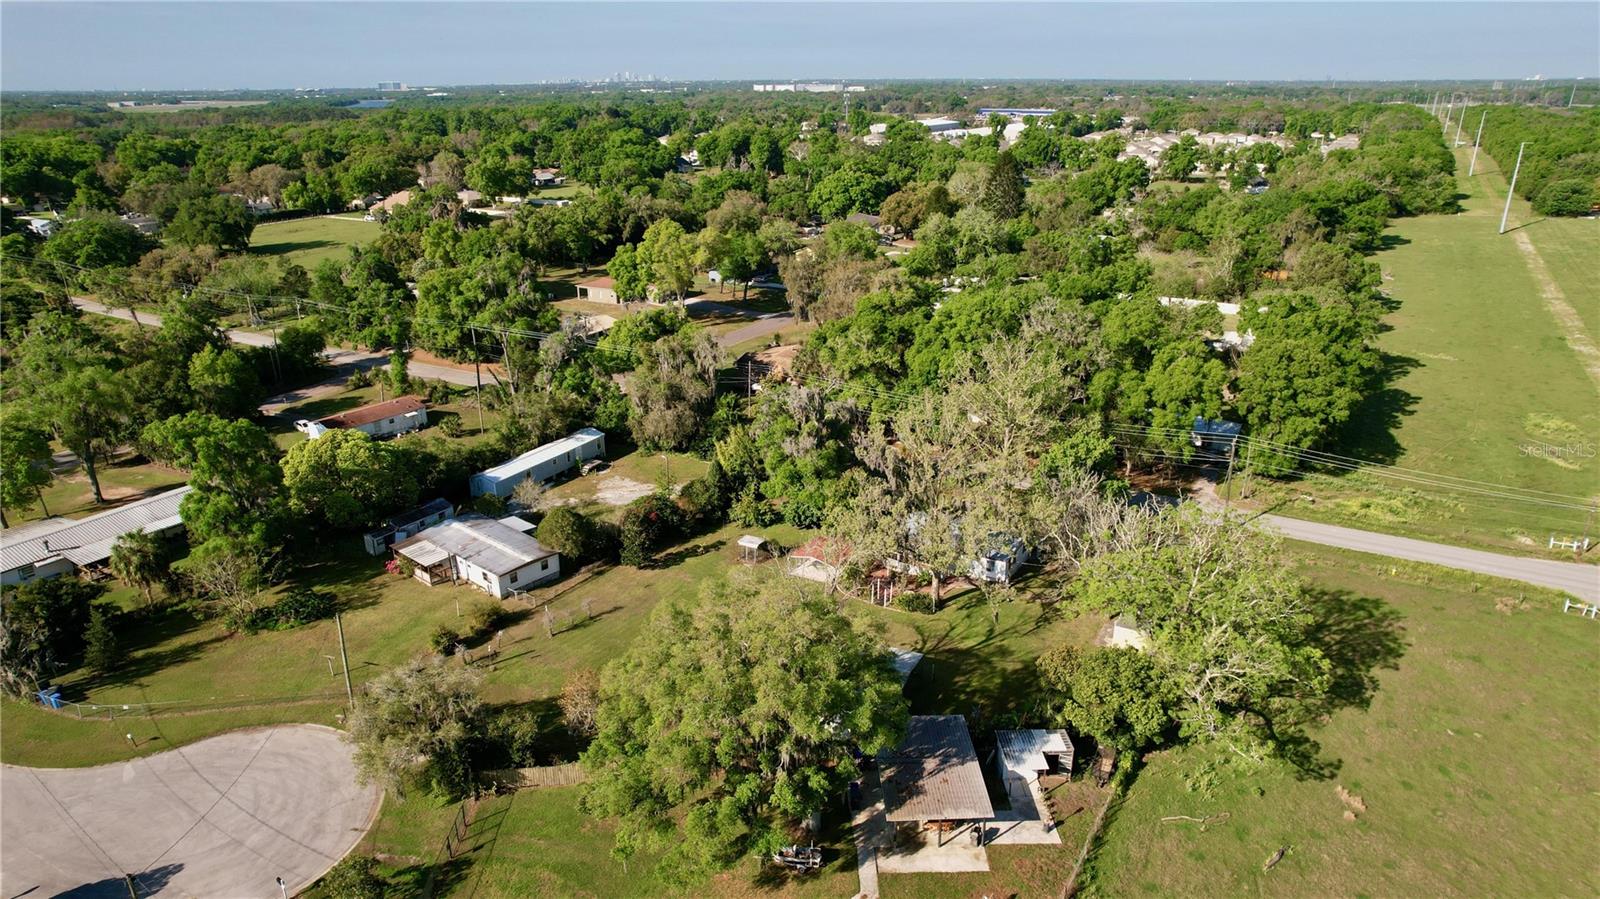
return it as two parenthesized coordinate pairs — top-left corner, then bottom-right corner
(880, 715), (995, 834)
(576, 276), (620, 304)
(786, 536), (849, 583)
(362, 497), (455, 555)
(996, 729), (1075, 783)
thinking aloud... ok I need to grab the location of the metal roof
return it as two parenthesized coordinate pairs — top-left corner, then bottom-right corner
(366, 497), (454, 537)
(0, 487), (192, 573)
(394, 514), (555, 576)
(880, 715), (995, 822)
(474, 428), (605, 485)
(319, 395), (426, 429)
(996, 729), (1074, 778)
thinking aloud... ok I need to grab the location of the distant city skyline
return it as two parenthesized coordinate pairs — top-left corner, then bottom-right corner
(2, 2), (1596, 92)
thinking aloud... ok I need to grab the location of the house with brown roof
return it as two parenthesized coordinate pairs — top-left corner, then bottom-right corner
(296, 395), (428, 440)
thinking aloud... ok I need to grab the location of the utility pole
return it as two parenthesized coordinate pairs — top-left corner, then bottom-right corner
(335, 613), (354, 706)
(1452, 96), (1466, 146)
(1569, 82), (1579, 108)
(1468, 110), (1487, 176)
(1221, 436), (1239, 511)
(1499, 141), (1528, 234)
(470, 326), (484, 432)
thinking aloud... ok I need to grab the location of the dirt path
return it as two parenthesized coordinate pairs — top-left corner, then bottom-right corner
(1511, 229), (1600, 391)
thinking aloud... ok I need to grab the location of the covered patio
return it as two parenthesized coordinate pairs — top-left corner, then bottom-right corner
(875, 715), (995, 873)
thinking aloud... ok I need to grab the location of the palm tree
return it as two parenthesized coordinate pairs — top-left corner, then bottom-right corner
(109, 530), (163, 604)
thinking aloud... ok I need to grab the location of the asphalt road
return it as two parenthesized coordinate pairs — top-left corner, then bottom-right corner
(70, 297), (478, 386)
(0, 724), (381, 899)
(1262, 513), (1599, 602)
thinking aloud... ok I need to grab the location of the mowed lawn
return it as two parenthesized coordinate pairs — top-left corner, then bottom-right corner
(1084, 543), (1600, 898)
(1257, 144), (1600, 553)
(249, 214), (379, 268)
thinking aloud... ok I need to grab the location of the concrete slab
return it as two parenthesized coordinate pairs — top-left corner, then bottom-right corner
(982, 774), (1063, 846)
(875, 822), (989, 874)
(1, 724), (381, 899)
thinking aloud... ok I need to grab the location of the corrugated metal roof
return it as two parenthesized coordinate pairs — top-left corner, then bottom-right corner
(475, 428), (605, 485)
(0, 487), (192, 573)
(319, 395), (426, 429)
(996, 729), (1074, 778)
(394, 514), (555, 576)
(880, 715), (995, 822)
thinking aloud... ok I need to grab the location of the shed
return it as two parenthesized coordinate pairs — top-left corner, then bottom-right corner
(786, 536), (849, 583)
(576, 276), (620, 304)
(469, 428), (607, 498)
(880, 715), (995, 828)
(736, 534), (769, 561)
(995, 729), (1075, 783)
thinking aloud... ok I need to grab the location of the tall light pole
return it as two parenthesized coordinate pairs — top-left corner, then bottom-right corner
(1468, 110), (1487, 176)
(1499, 141), (1528, 234)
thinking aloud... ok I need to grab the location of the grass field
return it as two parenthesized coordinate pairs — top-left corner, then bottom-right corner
(1249, 144), (1600, 554)
(1083, 543), (1600, 898)
(249, 214), (379, 268)
(3, 451), (189, 526)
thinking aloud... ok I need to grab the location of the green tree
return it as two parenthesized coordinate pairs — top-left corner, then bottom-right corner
(32, 367), (130, 505)
(1073, 507), (1332, 757)
(166, 194), (256, 251)
(606, 243), (650, 303)
(281, 429), (419, 529)
(0, 578), (103, 697)
(981, 150), (1025, 220)
(1038, 646), (1174, 750)
(348, 657), (484, 799)
(638, 219), (696, 304)
(141, 412), (285, 554)
(627, 329), (720, 450)
(535, 507), (613, 565)
(83, 606), (123, 675)
(109, 530), (166, 605)
(617, 492), (683, 567)
(581, 574), (908, 878)
(37, 216), (155, 277)
(0, 417), (54, 528)
(188, 345), (262, 419)
(1159, 135), (1202, 182)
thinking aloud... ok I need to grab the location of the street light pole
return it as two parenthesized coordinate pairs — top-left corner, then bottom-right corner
(276, 876), (288, 899)
(1468, 110), (1487, 176)
(1499, 141), (1528, 234)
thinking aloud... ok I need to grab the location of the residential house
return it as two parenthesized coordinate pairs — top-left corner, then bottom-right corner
(575, 275), (620, 304)
(374, 190), (414, 214)
(361, 497), (455, 556)
(120, 212), (161, 235)
(916, 117), (963, 133)
(0, 487), (192, 586)
(394, 514), (559, 598)
(786, 536), (850, 584)
(531, 168), (565, 187)
(469, 428), (606, 498)
(295, 396), (428, 440)
(348, 193), (383, 210)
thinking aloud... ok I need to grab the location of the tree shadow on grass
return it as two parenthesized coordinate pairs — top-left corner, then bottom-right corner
(1262, 587), (1409, 780)
(650, 538), (726, 569)
(901, 598), (1054, 724)
(1328, 351), (1422, 467)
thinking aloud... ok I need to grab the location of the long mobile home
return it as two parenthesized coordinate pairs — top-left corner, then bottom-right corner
(469, 428), (606, 498)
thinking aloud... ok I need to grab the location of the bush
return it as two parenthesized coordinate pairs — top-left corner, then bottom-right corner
(424, 379), (453, 405)
(1532, 178), (1596, 217)
(481, 705), (548, 768)
(535, 506), (614, 565)
(471, 493), (507, 517)
(429, 625), (463, 653)
(619, 492), (684, 567)
(893, 591), (936, 614)
(241, 588), (336, 633)
(437, 415), (463, 438)
(464, 599), (506, 637)
(730, 484), (777, 527)
(346, 368), (373, 388)
(677, 460), (729, 528)
(318, 854), (386, 899)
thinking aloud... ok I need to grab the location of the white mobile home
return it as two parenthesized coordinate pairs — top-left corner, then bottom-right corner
(470, 428), (606, 498)
(394, 515), (560, 599)
(0, 487), (192, 586)
(361, 497), (455, 555)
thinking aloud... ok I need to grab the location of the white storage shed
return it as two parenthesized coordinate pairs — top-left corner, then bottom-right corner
(469, 428), (606, 498)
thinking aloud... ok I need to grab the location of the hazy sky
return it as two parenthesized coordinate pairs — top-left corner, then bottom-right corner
(3, 2), (1596, 91)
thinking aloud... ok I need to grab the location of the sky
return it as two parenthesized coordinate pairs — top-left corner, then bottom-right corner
(2, 2), (1597, 91)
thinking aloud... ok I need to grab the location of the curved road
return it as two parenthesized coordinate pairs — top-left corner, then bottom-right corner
(1, 724), (380, 899)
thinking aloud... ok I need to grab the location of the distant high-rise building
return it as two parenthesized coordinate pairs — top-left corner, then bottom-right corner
(378, 81), (407, 91)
